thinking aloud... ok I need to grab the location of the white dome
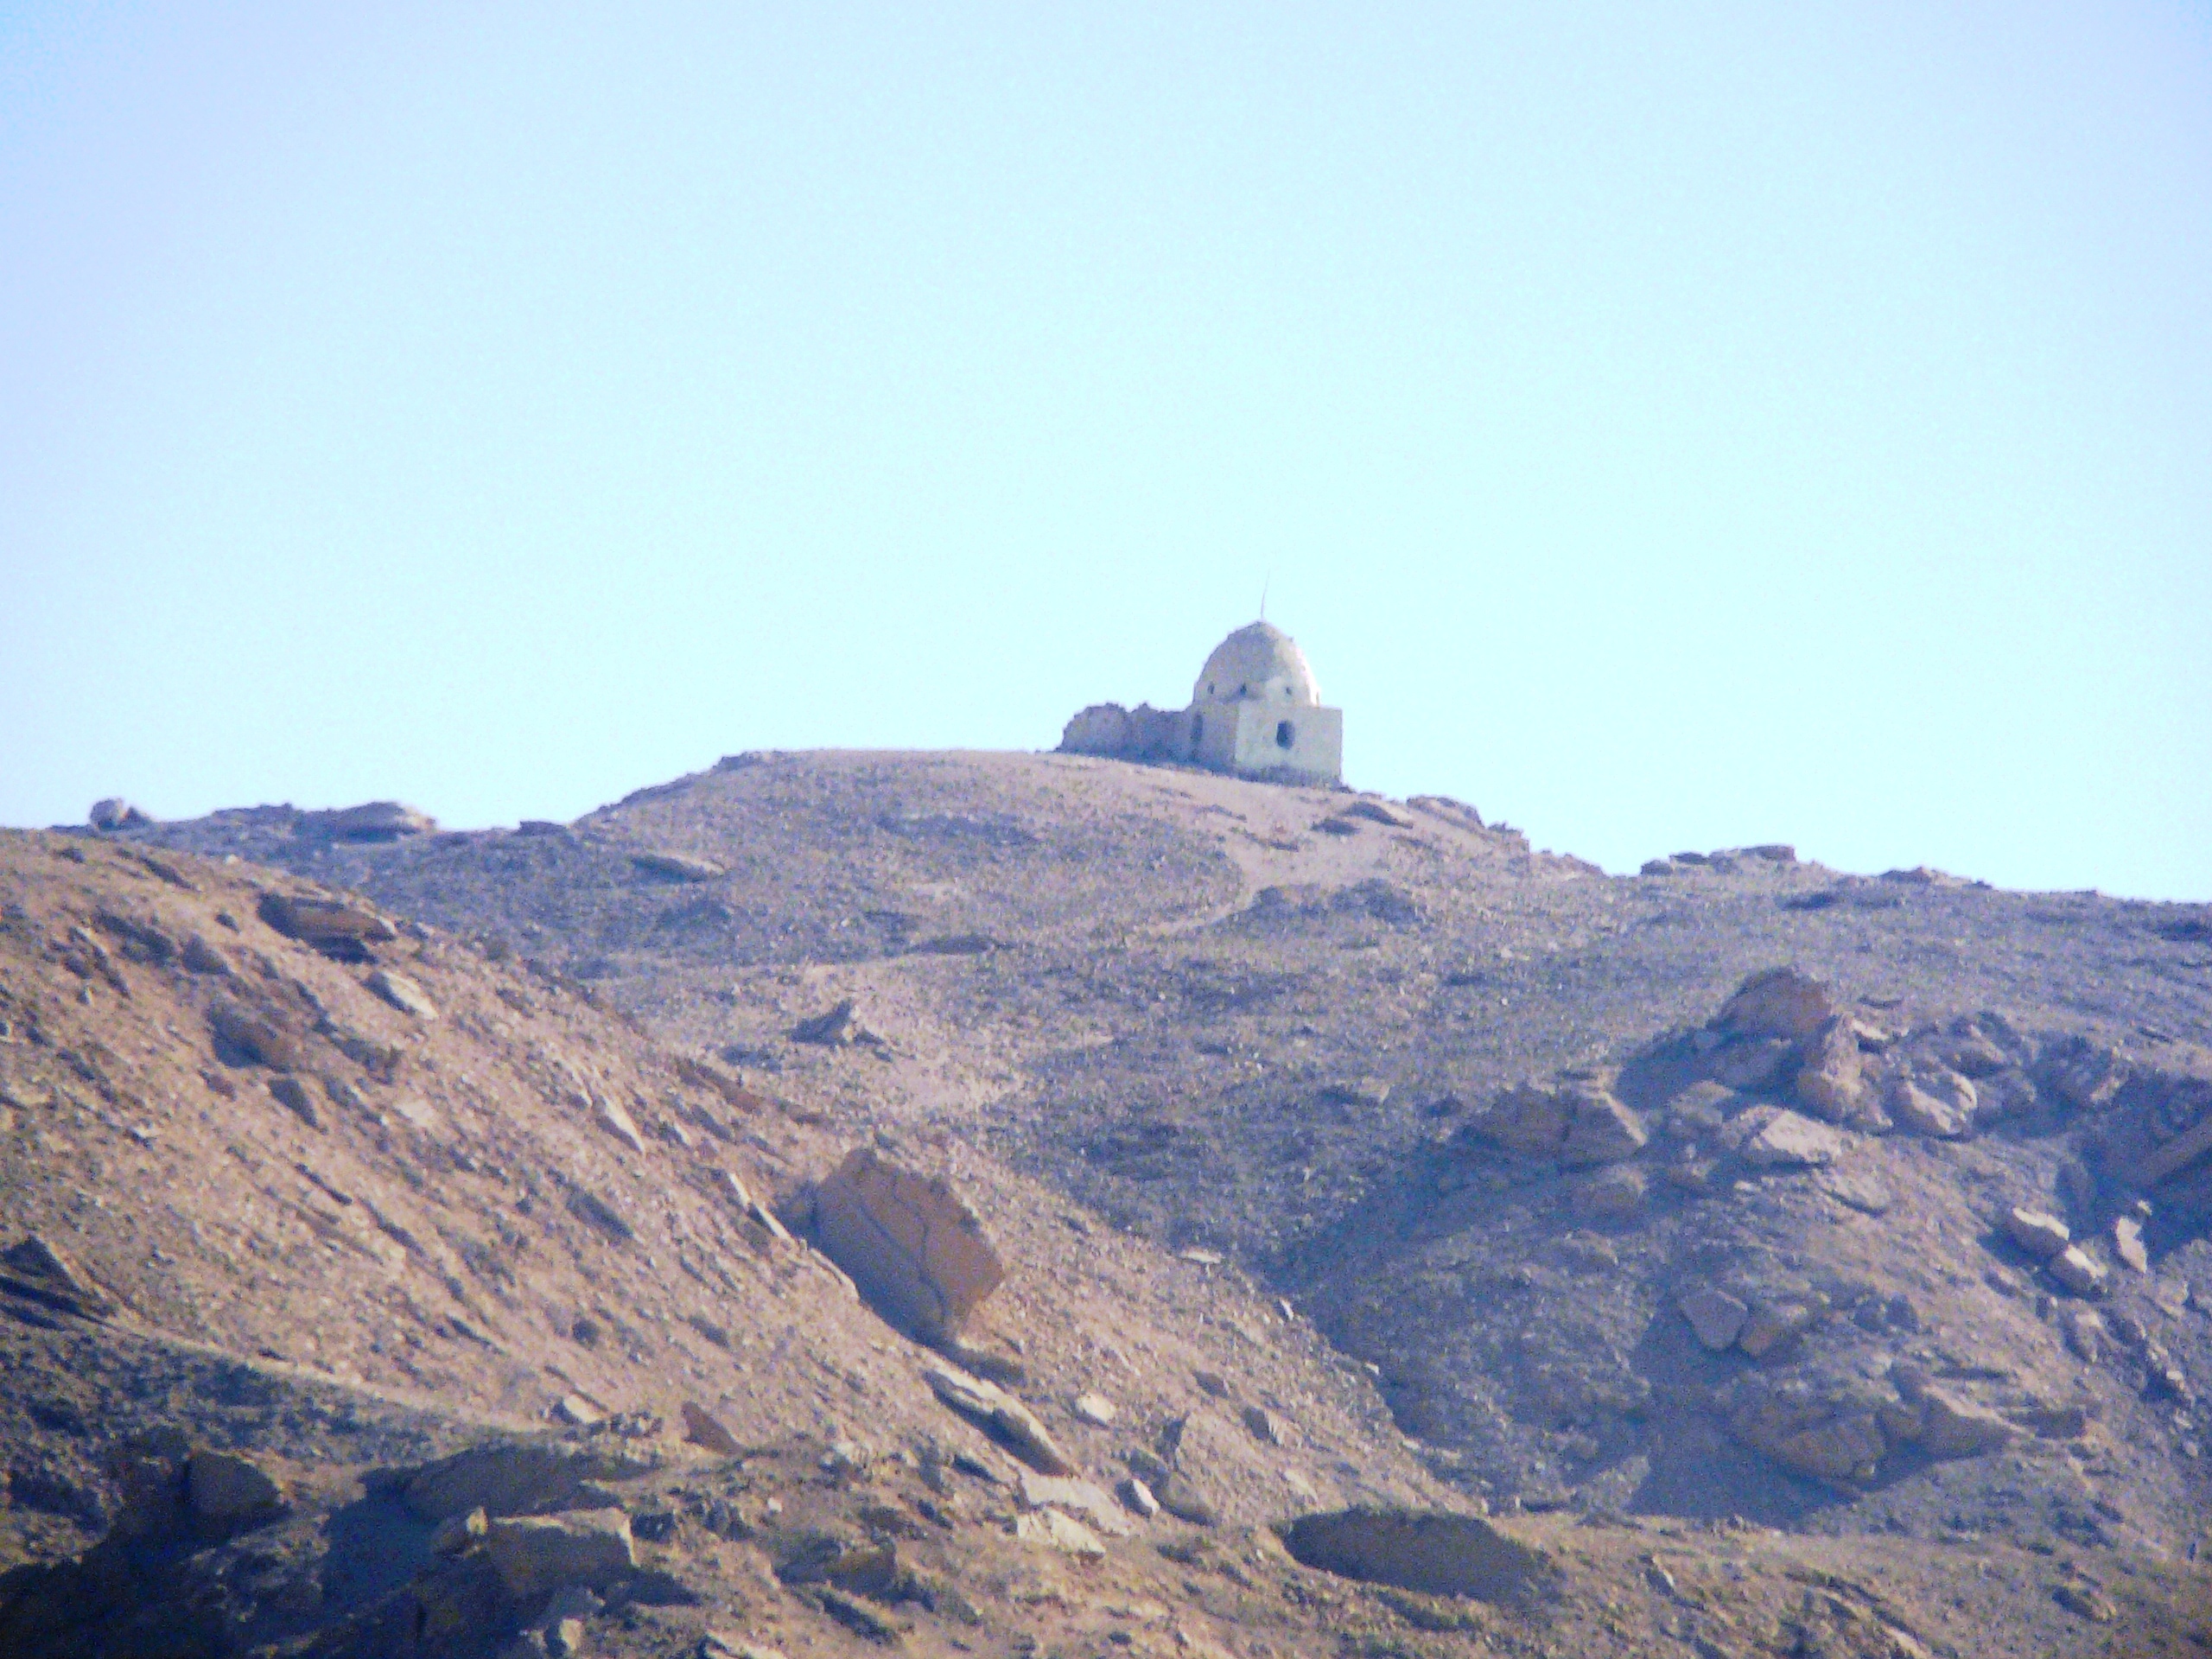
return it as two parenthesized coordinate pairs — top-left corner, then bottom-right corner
(1193, 621), (1319, 707)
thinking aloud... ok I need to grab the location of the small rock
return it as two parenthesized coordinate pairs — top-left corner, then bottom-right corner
(2113, 1217), (2149, 1274)
(594, 1096), (645, 1154)
(269, 1073), (321, 1128)
(1014, 1509), (1106, 1557)
(1821, 1170), (1894, 1216)
(2054, 1582), (2118, 1624)
(1912, 1387), (2017, 1459)
(257, 892), (397, 962)
(431, 1506), (489, 1554)
(2050, 1246), (2108, 1298)
(187, 1450), (285, 1532)
(1018, 1469), (1135, 1535)
(365, 968), (440, 1020)
(1276, 1508), (1551, 1601)
(1472, 1077), (1647, 1166)
(1072, 1392), (1117, 1427)
(1740, 1110), (1847, 1169)
(1795, 1016), (1872, 1123)
(791, 999), (886, 1048)
(683, 1401), (743, 1457)
(2005, 1208), (2071, 1258)
(1193, 1370), (1230, 1398)
(404, 1440), (660, 1522)
(1736, 1300), (1815, 1357)
(2062, 1306), (2106, 1362)
(1117, 1477), (1160, 1518)
(553, 1395), (604, 1427)
(0, 1233), (116, 1319)
(1241, 1405), (1292, 1446)
(486, 1508), (637, 1599)
(1891, 1077), (1973, 1139)
(1680, 1287), (1750, 1351)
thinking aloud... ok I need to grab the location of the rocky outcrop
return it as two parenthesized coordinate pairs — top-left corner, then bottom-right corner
(1277, 1508), (1551, 1601)
(815, 1146), (1005, 1341)
(1714, 967), (1834, 1041)
(1468, 1076), (1646, 1166)
(256, 891), (398, 962)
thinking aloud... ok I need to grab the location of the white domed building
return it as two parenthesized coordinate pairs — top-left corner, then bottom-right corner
(1058, 621), (1344, 785)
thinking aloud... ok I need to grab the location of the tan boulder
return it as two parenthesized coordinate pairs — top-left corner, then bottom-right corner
(1715, 967), (1834, 1041)
(682, 1402), (743, 1457)
(2050, 1245), (2107, 1297)
(1891, 1075), (1974, 1138)
(365, 968), (439, 1020)
(2005, 1207), (2070, 1258)
(1740, 1110), (1848, 1169)
(486, 1508), (636, 1599)
(923, 1363), (1074, 1476)
(1910, 1388), (2017, 1459)
(1795, 1016), (1872, 1123)
(2113, 1216), (2149, 1274)
(1472, 1077), (1646, 1166)
(256, 891), (397, 961)
(814, 1146), (1004, 1342)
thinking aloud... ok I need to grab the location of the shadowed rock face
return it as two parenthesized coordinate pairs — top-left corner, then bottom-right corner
(1277, 1507), (1550, 1600)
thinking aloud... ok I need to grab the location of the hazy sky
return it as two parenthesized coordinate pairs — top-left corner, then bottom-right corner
(3, 3), (2207, 899)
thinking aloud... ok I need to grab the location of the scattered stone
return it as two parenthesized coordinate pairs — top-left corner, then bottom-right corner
(486, 1508), (637, 1599)
(1821, 1170), (1894, 1216)
(2050, 1247), (2108, 1298)
(1471, 1077), (1646, 1166)
(1891, 1076), (1974, 1139)
(1276, 1508), (1551, 1601)
(2113, 1217), (2149, 1274)
(1014, 1509), (1106, 1557)
(0, 1233), (116, 1319)
(815, 1146), (1005, 1343)
(1739, 1110), (1847, 1169)
(180, 933), (234, 976)
(1680, 1287), (1750, 1351)
(1906, 1386), (2017, 1459)
(1340, 798), (1416, 829)
(1715, 967), (1834, 1041)
(553, 1395), (604, 1427)
(1571, 1165), (1648, 1222)
(188, 1450), (286, 1531)
(1018, 1470), (1135, 1536)
(630, 850), (726, 882)
(2005, 1208), (2071, 1258)
(1072, 1393), (1117, 1427)
(1117, 1477), (1160, 1518)
(683, 1401), (743, 1457)
(1193, 1370), (1230, 1398)
(365, 968), (440, 1020)
(923, 1364), (1075, 1476)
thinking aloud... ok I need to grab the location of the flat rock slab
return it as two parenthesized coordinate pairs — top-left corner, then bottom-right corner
(404, 1440), (659, 1522)
(1740, 1110), (1847, 1168)
(924, 1363), (1075, 1476)
(1277, 1508), (1550, 1601)
(2005, 1207), (2071, 1258)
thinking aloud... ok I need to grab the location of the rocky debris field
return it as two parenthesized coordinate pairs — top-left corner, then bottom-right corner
(39, 748), (2212, 1650)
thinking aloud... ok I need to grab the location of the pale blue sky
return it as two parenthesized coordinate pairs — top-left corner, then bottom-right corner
(3, 3), (2207, 899)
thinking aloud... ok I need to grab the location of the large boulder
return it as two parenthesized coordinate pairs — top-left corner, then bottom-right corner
(1470, 1077), (1646, 1166)
(188, 1451), (286, 1533)
(1724, 1373), (1891, 1484)
(1714, 968), (1834, 1042)
(814, 1147), (1005, 1342)
(1739, 1110), (1849, 1169)
(486, 1508), (636, 1599)
(1276, 1508), (1551, 1601)
(256, 892), (397, 962)
(1794, 1016), (1873, 1124)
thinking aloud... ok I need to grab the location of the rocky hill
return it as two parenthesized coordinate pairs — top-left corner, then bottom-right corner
(10, 749), (2212, 1655)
